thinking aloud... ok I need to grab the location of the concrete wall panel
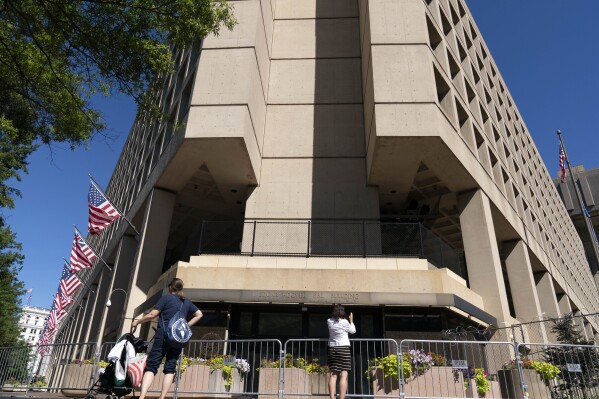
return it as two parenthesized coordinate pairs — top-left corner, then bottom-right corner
(275, 0), (358, 19)
(269, 59), (362, 104)
(272, 19), (360, 59)
(264, 104), (365, 158)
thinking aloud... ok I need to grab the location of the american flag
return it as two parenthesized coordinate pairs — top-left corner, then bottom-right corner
(60, 267), (83, 297)
(88, 182), (121, 234)
(70, 232), (97, 273)
(559, 144), (567, 183)
(53, 293), (63, 311)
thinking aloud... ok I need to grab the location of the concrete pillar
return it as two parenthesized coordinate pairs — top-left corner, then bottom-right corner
(96, 235), (138, 345)
(557, 294), (572, 317)
(458, 190), (511, 323)
(534, 272), (560, 318)
(574, 311), (589, 340)
(504, 240), (547, 341)
(122, 188), (176, 333)
(81, 270), (112, 343)
(73, 284), (98, 343)
(533, 271), (562, 344)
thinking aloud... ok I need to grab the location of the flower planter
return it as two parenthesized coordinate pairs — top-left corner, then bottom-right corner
(61, 364), (97, 397)
(258, 368), (308, 399)
(471, 380), (500, 398)
(2, 384), (28, 392)
(148, 364), (209, 398)
(309, 373), (328, 395)
(370, 367), (474, 398)
(208, 369), (244, 394)
(30, 386), (48, 392)
(498, 369), (551, 399)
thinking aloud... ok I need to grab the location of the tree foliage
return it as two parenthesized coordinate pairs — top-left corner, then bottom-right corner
(0, 0), (235, 202)
(0, 218), (25, 347)
(0, 0), (235, 346)
(544, 314), (599, 399)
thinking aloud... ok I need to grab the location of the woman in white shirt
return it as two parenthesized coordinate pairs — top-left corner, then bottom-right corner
(327, 304), (356, 399)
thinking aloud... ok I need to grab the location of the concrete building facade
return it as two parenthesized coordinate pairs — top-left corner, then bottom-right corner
(59, 0), (599, 345)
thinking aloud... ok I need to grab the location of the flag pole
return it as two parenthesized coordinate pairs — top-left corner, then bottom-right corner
(73, 225), (113, 272)
(62, 260), (96, 294)
(89, 174), (140, 236)
(557, 130), (599, 289)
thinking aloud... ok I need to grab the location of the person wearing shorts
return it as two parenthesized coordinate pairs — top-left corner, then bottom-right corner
(132, 278), (203, 399)
(327, 304), (356, 399)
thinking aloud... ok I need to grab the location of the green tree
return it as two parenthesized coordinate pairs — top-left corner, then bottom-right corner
(0, 1), (235, 347)
(0, 218), (25, 347)
(544, 314), (599, 399)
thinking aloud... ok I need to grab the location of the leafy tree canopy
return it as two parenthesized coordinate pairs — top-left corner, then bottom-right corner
(0, 0), (235, 346)
(0, 0), (235, 206)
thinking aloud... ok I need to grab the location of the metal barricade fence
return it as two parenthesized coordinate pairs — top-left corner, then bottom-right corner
(29, 342), (98, 393)
(398, 339), (520, 399)
(516, 342), (599, 399)
(173, 339), (283, 399)
(0, 344), (37, 388)
(283, 338), (401, 399)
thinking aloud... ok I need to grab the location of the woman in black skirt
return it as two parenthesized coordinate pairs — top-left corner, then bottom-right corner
(327, 304), (356, 399)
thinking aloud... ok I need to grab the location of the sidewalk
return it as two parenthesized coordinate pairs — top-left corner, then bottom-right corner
(0, 393), (68, 399)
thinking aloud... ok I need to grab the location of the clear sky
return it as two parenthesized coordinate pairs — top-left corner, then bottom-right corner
(10, 1), (599, 309)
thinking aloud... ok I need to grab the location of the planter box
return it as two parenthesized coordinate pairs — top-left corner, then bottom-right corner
(2, 384), (28, 392)
(258, 368), (308, 399)
(370, 367), (470, 398)
(61, 364), (97, 397)
(148, 365), (243, 399)
(498, 369), (551, 399)
(30, 386), (48, 392)
(148, 364), (207, 398)
(309, 373), (328, 396)
(470, 380), (500, 398)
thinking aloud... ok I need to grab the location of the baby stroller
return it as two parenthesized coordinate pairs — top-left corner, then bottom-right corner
(86, 332), (147, 399)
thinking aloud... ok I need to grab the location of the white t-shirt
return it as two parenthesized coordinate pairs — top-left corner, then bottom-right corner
(327, 317), (356, 347)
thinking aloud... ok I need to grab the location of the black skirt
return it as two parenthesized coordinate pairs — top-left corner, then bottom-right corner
(327, 346), (352, 372)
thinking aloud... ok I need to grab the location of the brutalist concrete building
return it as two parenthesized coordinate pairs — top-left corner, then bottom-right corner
(59, 0), (599, 346)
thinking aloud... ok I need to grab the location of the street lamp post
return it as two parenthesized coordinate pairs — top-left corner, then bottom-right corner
(101, 288), (130, 339)
(106, 288), (128, 308)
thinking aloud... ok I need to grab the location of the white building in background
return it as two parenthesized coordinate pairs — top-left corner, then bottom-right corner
(18, 306), (50, 345)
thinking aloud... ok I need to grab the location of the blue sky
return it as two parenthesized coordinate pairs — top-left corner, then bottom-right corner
(10, 1), (599, 309)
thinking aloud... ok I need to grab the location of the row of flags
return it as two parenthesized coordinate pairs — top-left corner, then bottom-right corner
(38, 179), (122, 355)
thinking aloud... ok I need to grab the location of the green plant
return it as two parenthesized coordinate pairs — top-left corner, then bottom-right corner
(5, 377), (20, 387)
(473, 368), (490, 395)
(207, 355), (249, 391)
(529, 361), (560, 381)
(503, 357), (560, 381)
(366, 354), (411, 381)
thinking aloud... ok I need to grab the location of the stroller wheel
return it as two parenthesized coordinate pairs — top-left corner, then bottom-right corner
(84, 395), (95, 399)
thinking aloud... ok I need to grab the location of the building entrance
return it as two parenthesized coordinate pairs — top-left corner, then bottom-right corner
(229, 304), (383, 341)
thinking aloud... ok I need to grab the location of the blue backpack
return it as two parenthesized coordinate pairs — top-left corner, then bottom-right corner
(161, 299), (192, 348)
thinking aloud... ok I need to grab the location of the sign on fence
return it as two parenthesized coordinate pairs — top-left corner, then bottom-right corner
(566, 363), (582, 373)
(451, 359), (468, 369)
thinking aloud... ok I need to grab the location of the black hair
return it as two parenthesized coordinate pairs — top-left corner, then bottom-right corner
(332, 304), (346, 320)
(168, 278), (185, 299)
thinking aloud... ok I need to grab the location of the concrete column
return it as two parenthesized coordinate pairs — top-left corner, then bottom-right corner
(81, 270), (112, 342)
(122, 188), (176, 333)
(557, 294), (572, 316)
(96, 235), (138, 345)
(504, 240), (547, 341)
(574, 311), (589, 340)
(458, 189), (511, 323)
(534, 272), (561, 318)
(73, 284), (98, 343)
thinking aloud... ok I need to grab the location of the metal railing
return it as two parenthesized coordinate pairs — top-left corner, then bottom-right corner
(6, 338), (599, 398)
(517, 342), (599, 399)
(194, 221), (466, 278)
